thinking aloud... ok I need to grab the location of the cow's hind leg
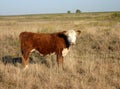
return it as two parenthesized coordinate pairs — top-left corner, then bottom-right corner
(21, 50), (30, 70)
(21, 55), (28, 70)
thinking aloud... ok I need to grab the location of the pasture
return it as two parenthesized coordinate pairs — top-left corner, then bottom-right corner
(0, 12), (120, 89)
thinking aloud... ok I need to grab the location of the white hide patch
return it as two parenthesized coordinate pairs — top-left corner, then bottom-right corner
(66, 30), (77, 45)
(30, 49), (44, 56)
(62, 48), (69, 57)
(30, 49), (36, 53)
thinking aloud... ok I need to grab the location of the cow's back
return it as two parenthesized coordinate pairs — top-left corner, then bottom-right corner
(19, 32), (57, 55)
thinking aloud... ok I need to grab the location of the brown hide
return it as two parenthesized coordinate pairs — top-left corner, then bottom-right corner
(19, 31), (70, 68)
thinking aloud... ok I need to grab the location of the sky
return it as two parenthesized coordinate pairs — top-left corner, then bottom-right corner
(0, 0), (120, 15)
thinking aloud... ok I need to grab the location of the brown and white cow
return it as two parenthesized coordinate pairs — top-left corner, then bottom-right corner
(19, 30), (81, 69)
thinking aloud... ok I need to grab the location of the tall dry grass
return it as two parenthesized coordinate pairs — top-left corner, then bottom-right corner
(0, 12), (120, 89)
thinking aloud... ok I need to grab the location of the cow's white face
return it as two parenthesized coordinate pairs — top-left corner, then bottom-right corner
(65, 30), (77, 45)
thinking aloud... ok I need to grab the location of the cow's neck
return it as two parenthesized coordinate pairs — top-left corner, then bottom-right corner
(58, 33), (70, 48)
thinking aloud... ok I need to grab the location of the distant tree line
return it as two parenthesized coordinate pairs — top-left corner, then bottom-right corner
(67, 9), (81, 14)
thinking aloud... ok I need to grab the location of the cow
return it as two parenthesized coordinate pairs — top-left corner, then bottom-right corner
(19, 30), (81, 69)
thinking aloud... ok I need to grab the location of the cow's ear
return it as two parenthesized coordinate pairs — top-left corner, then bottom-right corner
(62, 31), (67, 35)
(76, 30), (81, 35)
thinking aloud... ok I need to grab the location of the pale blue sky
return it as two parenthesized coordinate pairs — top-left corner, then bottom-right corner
(0, 0), (120, 15)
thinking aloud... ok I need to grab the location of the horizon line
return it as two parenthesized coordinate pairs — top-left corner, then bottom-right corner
(0, 11), (120, 16)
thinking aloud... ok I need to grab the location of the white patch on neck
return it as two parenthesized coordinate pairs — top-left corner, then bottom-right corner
(62, 48), (69, 57)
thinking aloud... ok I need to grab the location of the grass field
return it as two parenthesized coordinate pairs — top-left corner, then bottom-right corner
(0, 12), (120, 89)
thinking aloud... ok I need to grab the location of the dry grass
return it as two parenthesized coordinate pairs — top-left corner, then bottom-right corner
(0, 12), (120, 89)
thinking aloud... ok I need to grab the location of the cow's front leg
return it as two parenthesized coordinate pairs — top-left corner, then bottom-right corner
(57, 54), (64, 71)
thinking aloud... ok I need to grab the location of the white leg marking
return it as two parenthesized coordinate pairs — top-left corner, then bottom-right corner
(23, 65), (28, 70)
(62, 48), (69, 57)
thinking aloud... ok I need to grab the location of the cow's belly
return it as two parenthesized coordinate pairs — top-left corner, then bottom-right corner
(30, 48), (55, 56)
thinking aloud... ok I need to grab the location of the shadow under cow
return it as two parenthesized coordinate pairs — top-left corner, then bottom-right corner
(1, 55), (35, 65)
(1, 54), (49, 67)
